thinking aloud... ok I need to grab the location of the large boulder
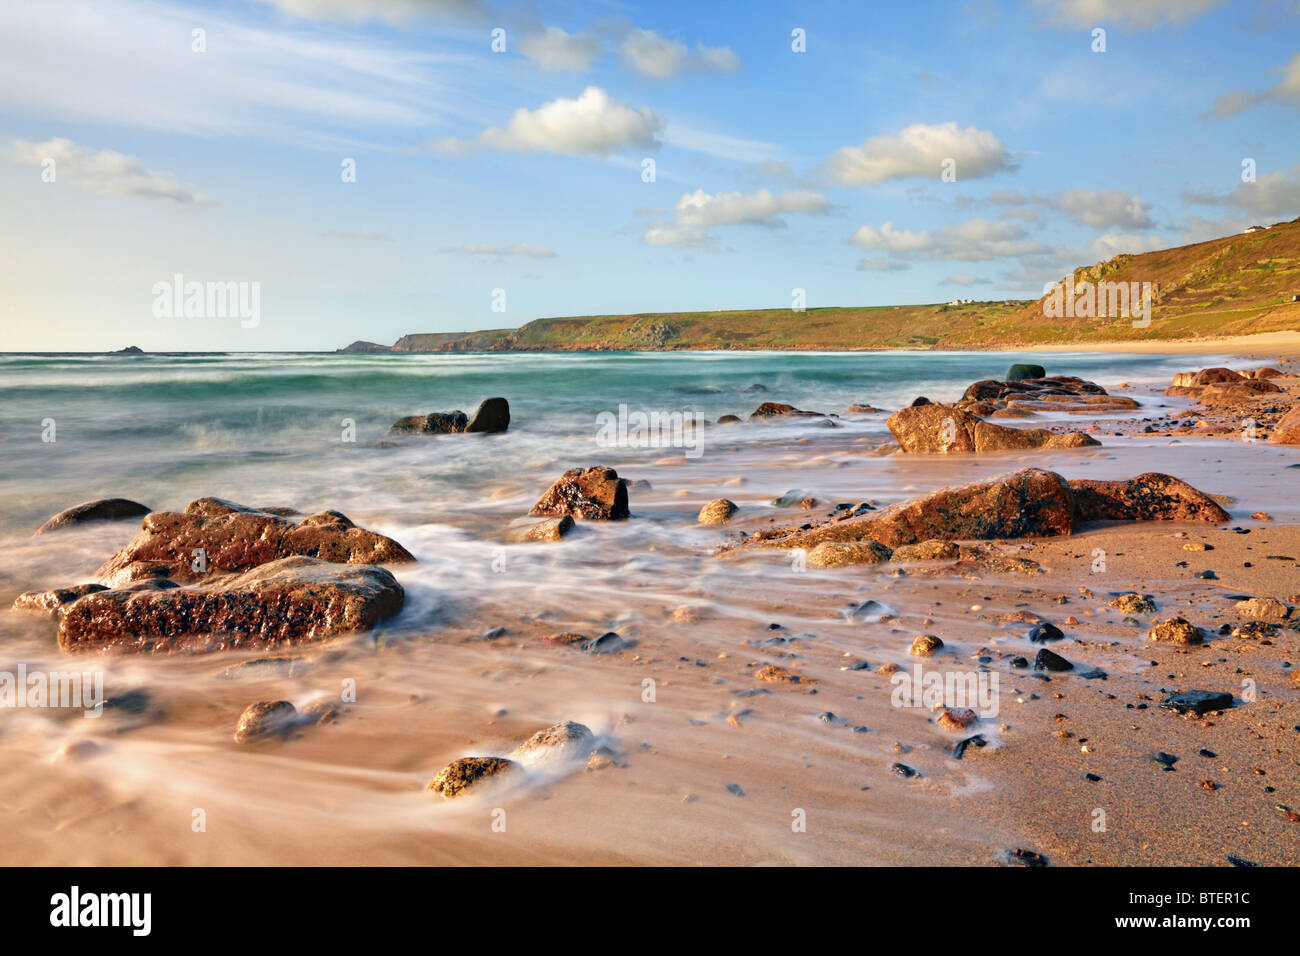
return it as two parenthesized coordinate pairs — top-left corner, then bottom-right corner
(887, 404), (1099, 454)
(1165, 368), (1282, 402)
(58, 556), (404, 654)
(389, 411), (469, 435)
(530, 466), (629, 520)
(721, 468), (1228, 556)
(95, 499), (413, 584)
(465, 397), (510, 433)
(34, 498), (151, 535)
(1067, 474), (1230, 524)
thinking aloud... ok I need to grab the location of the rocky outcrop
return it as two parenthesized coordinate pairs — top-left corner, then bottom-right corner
(58, 555), (404, 654)
(34, 498), (152, 535)
(12, 583), (107, 618)
(1067, 474), (1230, 524)
(956, 376), (1138, 416)
(388, 397), (510, 435)
(95, 498), (413, 584)
(749, 402), (827, 421)
(1147, 617), (1205, 646)
(530, 466), (629, 520)
(1165, 368), (1284, 403)
(886, 404), (1100, 454)
(721, 467), (1227, 556)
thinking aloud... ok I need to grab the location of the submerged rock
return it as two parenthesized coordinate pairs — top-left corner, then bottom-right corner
(511, 721), (595, 761)
(806, 540), (893, 568)
(530, 466), (629, 520)
(749, 402), (826, 421)
(465, 397), (510, 433)
(698, 498), (738, 525)
(507, 515), (575, 543)
(427, 756), (517, 798)
(12, 583), (108, 618)
(59, 556), (404, 654)
(34, 498), (151, 535)
(234, 700), (298, 742)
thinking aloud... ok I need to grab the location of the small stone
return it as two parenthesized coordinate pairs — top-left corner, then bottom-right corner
(1147, 617), (1205, 646)
(233, 700), (298, 743)
(1033, 648), (1073, 672)
(698, 498), (739, 525)
(910, 634), (944, 657)
(1160, 690), (1234, 716)
(1028, 622), (1064, 643)
(427, 756), (516, 798)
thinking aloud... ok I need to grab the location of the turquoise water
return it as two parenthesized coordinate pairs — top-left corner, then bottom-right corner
(0, 349), (1211, 537)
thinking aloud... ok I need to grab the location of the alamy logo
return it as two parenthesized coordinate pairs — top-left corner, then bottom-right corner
(50, 886), (151, 936)
(596, 404), (706, 458)
(0, 664), (103, 717)
(889, 665), (999, 718)
(152, 273), (260, 328)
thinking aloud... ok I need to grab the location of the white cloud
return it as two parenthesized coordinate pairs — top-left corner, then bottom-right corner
(1176, 164), (1300, 220)
(451, 242), (557, 257)
(443, 87), (664, 156)
(850, 218), (1047, 261)
(1044, 189), (1153, 229)
(673, 188), (830, 228)
(1209, 51), (1300, 117)
(253, 0), (489, 22)
(1035, 0), (1223, 29)
(519, 26), (600, 72)
(825, 122), (1014, 185)
(618, 28), (739, 80)
(857, 257), (911, 272)
(10, 138), (208, 203)
(643, 188), (830, 246)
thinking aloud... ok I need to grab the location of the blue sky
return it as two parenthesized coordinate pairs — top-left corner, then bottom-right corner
(1, 0), (1298, 351)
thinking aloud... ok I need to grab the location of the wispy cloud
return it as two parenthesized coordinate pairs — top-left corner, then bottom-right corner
(10, 138), (208, 203)
(643, 188), (830, 246)
(1207, 51), (1300, 117)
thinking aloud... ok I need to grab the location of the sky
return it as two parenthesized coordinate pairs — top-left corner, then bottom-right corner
(1, 0), (1298, 351)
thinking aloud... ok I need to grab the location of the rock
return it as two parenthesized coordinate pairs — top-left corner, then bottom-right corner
(910, 396), (931, 406)
(59, 556), (404, 654)
(721, 468), (1228, 557)
(34, 498), (151, 535)
(1235, 597), (1291, 624)
(582, 632), (627, 654)
(110, 345), (144, 355)
(937, 707), (978, 731)
(95, 499), (414, 584)
(755, 664), (813, 683)
(12, 583), (108, 618)
(716, 414), (743, 424)
(806, 541), (893, 568)
(1160, 690), (1234, 716)
(1272, 407), (1300, 445)
(1108, 593), (1157, 614)
(770, 490), (816, 507)
(511, 720), (595, 761)
(1006, 363), (1046, 382)
(1028, 622), (1064, 643)
(891, 539), (961, 561)
(388, 410), (469, 435)
(749, 402), (826, 421)
(698, 499), (738, 525)
(233, 700), (298, 742)
(464, 397), (510, 433)
(508, 515), (575, 543)
(427, 756), (516, 798)
(886, 404), (1099, 454)
(1033, 648), (1073, 672)
(846, 403), (883, 413)
(539, 631), (589, 647)
(530, 466), (629, 520)
(1147, 616), (1205, 646)
(910, 634), (944, 656)
(1067, 473), (1230, 524)
(952, 733), (987, 759)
